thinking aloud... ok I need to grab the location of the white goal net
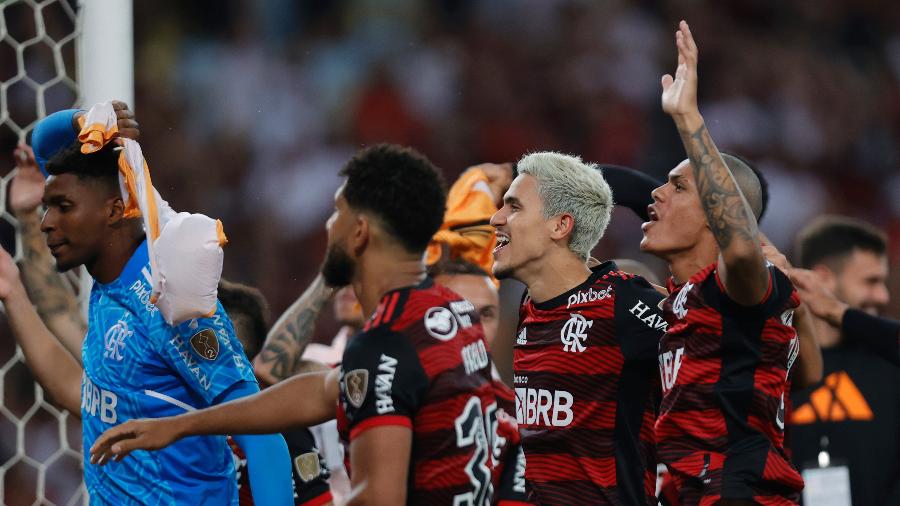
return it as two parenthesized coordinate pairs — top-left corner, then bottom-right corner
(0, 1), (86, 504)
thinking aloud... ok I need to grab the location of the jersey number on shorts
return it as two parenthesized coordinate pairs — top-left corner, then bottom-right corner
(454, 396), (496, 506)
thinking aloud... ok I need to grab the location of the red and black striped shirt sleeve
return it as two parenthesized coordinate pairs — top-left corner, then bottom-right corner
(339, 327), (429, 440)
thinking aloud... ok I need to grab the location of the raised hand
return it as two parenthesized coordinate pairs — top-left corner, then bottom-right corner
(74, 100), (140, 141)
(662, 20), (768, 305)
(661, 20), (699, 118)
(90, 417), (184, 465)
(473, 162), (514, 207)
(761, 244), (791, 273)
(10, 144), (45, 215)
(112, 100), (140, 139)
(789, 268), (847, 327)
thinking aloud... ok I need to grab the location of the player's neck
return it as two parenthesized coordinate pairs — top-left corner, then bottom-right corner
(814, 317), (843, 349)
(666, 236), (719, 285)
(522, 251), (592, 304)
(87, 230), (146, 284)
(353, 250), (427, 317)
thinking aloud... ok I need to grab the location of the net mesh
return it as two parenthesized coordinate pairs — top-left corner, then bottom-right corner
(0, 1), (86, 504)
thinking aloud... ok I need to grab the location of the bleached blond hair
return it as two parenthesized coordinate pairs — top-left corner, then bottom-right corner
(517, 151), (613, 260)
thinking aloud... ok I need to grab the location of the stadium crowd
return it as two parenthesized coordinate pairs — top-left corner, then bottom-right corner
(2, 1), (900, 322)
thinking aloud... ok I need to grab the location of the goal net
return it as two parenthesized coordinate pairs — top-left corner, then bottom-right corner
(0, 1), (85, 504)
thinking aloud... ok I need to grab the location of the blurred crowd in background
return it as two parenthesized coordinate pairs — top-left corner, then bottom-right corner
(4, 0), (900, 335)
(1, 1), (899, 502)
(138, 0), (900, 329)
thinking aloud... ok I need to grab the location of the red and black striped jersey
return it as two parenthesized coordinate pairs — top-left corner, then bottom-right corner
(493, 379), (532, 506)
(337, 278), (498, 505)
(514, 262), (666, 505)
(656, 263), (803, 505)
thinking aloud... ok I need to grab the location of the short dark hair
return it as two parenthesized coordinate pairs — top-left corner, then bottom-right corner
(218, 278), (271, 358)
(723, 152), (769, 221)
(428, 258), (489, 278)
(795, 215), (887, 270)
(45, 141), (120, 192)
(721, 153), (767, 222)
(340, 144), (447, 253)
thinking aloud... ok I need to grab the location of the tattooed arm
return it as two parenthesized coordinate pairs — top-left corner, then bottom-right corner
(10, 103), (139, 361)
(253, 274), (334, 386)
(11, 145), (87, 363)
(661, 21), (768, 305)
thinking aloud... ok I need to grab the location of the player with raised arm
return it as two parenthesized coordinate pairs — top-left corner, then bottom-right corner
(0, 109), (294, 505)
(489, 152), (667, 505)
(89, 144), (501, 506)
(9, 101), (137, 360)
(641, 21), (803, 504)
(602, 160), (821, 390)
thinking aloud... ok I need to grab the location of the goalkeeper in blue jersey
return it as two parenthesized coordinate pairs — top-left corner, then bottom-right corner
(0, 108), (294, 505)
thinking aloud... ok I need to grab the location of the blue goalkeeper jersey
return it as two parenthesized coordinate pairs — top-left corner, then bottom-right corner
(81, 240), (256, 505)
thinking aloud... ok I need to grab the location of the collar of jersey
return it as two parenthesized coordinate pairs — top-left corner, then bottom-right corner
(530, 260), (616, 311)
(378, 276), (433, 302)
(666, 262), (716, 294)
(95, 238), (149, 289)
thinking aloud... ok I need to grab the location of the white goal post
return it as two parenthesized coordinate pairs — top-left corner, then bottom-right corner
(0, 1), (132, 504)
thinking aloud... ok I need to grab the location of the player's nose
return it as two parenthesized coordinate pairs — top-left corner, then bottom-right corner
(490, 207), (507, 227)
(40, 208), (57, 233)
(651, 183), (666, 203)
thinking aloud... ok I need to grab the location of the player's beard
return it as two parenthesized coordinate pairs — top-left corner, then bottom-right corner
(321, 243), (356, 288)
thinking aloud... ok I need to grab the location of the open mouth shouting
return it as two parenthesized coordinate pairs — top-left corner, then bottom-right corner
(494, 232), (510, 256)
(641, 205), (660, 232)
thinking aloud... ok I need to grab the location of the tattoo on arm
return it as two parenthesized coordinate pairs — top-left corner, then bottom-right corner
(681, 124), (758, 250)
(17, 211), (87, 359)
(256, 279), (332, 382)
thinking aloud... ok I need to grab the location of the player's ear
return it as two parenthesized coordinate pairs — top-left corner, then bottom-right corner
(351, 213), (370, 255)
(550, 213), (575, 242)
(107, 195), (126, 225)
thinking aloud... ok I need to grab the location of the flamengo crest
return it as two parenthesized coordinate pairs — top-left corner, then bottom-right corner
(560, 313), (592, 353)
(672, 282), (693, 320)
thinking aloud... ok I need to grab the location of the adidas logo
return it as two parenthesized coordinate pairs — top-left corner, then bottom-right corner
(791, 371), (873, 424)
(516, 328), (527, 345)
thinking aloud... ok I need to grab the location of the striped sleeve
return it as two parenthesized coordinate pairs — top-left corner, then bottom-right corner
(338, 329), (428, 440)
